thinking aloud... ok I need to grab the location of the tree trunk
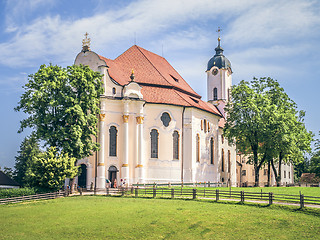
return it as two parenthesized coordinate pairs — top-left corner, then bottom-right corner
(267, 159), (271, 187)
(271, 158), (278, 186)
(253, 150), (260, 187)
(277, 152), (283, 186)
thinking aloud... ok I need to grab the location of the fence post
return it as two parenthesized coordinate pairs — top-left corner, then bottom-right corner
(79, 187), (83, 196)
(240, 191), (244, 203)
(121, 188), (125, 196)
(153, 187), (156, 198)
(131, 187), (134, 195)
(135, 188), (138, 198)
(193, 189), (197, 200)
(208, 181), (210, 188)
(171, 188), (174, 199)
(204, 188), (206, 197)
(261, 189), (263, 200)
(106, 188), (109, 196)
(269, 192), (273, 205)
(300, 193), (304, 208)
(216, 189), (219, 201)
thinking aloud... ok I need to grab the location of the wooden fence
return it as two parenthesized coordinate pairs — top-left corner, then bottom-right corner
(104, 187), (320, 208)
(0, 191), (65, 205)
(132, 182), (227, 188)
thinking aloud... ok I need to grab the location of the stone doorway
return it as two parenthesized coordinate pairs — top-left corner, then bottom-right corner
(78, 164), (87, 188)
(108, 165), (118, 188)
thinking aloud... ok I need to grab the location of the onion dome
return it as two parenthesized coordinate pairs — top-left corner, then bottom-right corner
(207, 37), (232, 72)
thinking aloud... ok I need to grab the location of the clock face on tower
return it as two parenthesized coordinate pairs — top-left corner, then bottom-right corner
(212, 68), (218, 76)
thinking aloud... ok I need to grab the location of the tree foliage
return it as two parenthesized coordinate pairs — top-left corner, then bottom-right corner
(0, 166), (15, 179)
(15, 64), (103, 160)
(14, 134), (41, 186)
(25, 147), (78, 190)
(224, 77), (312, 186)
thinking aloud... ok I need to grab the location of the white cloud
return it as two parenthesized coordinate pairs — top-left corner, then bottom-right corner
(4, 0), (56, 33)
(0, 0), (320, 75)
(225, 0), (320, 46)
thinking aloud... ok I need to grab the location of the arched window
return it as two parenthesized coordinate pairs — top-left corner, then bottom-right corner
(204, 119), (207, 133)
(173, 131), (179, 160)
(150, 129), (159, 158)
(210, 137), (214, 164)
(112, 87), (116, 95)
(228, 150), (231, 173)
(201, 120), (203, 130)
(196, 134), (200, 162)
(213, 88), (218, 100)
(109, 126), (118, 156)
(221, 148), (225, 172)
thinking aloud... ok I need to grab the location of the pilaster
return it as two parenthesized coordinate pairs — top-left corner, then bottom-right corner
(97, 112), (106, 189)
(136, 105), (145, 183)
(121, 102), (130, 185)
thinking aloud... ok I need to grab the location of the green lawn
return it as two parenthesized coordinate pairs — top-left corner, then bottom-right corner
(1, 196), (320, 239)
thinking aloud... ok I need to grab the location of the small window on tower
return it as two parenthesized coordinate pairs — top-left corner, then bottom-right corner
(213, 88), (218, 100)
(112, 87), (116, 95)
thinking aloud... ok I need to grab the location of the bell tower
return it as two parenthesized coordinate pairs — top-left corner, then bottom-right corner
(206, 28), (232, 115)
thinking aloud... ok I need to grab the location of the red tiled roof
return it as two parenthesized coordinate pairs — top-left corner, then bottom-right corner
(98, 45), (222, 116)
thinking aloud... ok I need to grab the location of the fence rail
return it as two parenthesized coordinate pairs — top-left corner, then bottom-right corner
(1, 187), (319, 208)
(0, 191), (65, 205)
(105, 187), (320, 208)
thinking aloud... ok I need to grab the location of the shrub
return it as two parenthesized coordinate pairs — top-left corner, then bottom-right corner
(0, 188), (37, 199)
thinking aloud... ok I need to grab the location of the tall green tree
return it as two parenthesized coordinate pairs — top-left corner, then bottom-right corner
(261, 80), (312, 185)
(0, 166), (15, 179)
(309, 132), (320, 178)
(15, 64), (103, 160)
(25, 147), (78, 190)
(224, 77), (312, 186)
(14, 134), (41, 186)
(224, 78), (270, 186)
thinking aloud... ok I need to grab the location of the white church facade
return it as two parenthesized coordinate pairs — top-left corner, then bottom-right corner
(74, 34), (237, 189)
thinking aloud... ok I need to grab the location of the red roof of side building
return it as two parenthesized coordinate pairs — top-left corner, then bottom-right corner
(98, 45), (222, 117)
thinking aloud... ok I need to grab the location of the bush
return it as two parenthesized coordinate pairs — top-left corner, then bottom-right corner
(0, 188), (37, 199)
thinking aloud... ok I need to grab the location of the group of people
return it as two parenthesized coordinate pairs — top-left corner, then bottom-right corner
(106, 178), (126, 188)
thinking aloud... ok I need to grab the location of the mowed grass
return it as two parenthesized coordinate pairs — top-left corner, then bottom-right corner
(1, 196), (320, 240)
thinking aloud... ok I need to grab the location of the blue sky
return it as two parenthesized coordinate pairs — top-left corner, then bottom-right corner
(1, 0), (320, 169)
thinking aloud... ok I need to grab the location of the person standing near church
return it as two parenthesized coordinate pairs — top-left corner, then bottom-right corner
(106, 179), (110, 188)
(113, 179), (117, 188)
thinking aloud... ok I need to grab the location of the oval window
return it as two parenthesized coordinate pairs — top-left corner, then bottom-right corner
(160, 112), (171, 127)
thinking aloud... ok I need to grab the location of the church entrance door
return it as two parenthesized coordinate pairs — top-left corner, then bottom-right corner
(108, 165), (118, 188)
(78, 164), (87, 188)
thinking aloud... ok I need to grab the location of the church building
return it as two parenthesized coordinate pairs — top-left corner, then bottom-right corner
(74, 33), (237, 189)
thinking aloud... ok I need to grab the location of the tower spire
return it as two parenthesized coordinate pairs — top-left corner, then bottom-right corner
(216, 27), (222, 47)
(215, 27), (224, 56)
(82, 32), (91, 52)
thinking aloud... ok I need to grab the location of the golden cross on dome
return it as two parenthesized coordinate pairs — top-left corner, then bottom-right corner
(216, 27), (222, 41)
(82, 32), (91, 51)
